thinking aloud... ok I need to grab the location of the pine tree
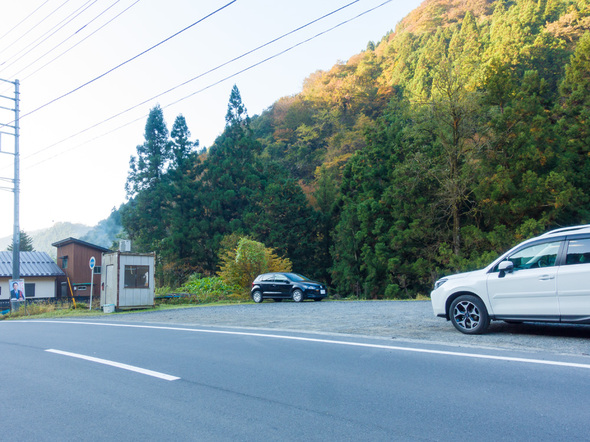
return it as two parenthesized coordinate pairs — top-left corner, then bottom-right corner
(123, 105), (172, 254)
(7, 230), (34, 252)
(557, 32), (590, 222)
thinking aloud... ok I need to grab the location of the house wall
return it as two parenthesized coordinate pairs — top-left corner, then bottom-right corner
(100, 252), (154, 308)
(118, 254), (155, 308)
(0, 278), (57, 299)
(56, 243), (103, 300)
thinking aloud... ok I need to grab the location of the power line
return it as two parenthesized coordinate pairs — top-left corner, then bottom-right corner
(23, 0), (363, 162)
(18, 0), (239, 121)
(7, 0), (128, 80)
(15, 0), (142, 85)
(0, 0), (51, 45)
(23, 0), (394, 170)
(0, 0), (100, 74)
(0, 0), (72, 59)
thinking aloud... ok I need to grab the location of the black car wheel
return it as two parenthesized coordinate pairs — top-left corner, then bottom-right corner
(292, 289), (303, 303)
(450, 295), (490, 334)
(252, 291), (263, 303)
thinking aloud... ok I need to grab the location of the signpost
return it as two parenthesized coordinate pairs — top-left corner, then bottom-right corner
(89, 256), (95, 310)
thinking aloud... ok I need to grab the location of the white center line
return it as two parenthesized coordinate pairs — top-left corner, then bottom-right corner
(45, 349), (180, 381)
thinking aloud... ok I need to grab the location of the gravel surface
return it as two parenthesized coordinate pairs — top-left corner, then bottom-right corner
(94, 300), (590, 358)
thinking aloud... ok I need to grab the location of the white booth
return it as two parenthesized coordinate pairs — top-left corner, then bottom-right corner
(100, 252), (155, 310)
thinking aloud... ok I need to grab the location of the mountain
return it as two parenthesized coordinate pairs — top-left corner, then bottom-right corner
(120, 0), (590, 298)
(395, 0), (495, 35)
(0, 222), (92, 258)
(0, 209), (124, 258)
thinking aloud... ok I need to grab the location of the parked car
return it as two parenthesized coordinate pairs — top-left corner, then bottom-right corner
(251, 273), (327, 303)
(431, 225), (590, 334)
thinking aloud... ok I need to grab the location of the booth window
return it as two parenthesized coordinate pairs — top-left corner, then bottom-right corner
(124, 265), (150, 288)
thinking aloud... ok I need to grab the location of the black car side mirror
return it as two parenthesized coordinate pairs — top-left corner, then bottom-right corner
(498, 261), (514, 278)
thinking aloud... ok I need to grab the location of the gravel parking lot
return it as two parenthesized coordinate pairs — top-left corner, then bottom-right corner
(98, 300), (590, 357)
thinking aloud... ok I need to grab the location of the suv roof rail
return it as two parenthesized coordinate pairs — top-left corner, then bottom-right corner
(540, 224), (590, 237)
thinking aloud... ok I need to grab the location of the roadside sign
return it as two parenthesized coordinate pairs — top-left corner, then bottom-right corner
(89, 257), (96, 310)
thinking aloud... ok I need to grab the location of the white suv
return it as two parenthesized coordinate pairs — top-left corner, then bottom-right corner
(431, 225), (590, 334)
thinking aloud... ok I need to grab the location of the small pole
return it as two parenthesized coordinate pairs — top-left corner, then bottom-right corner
(89, 256), (96, 310)
(67, 277), (77, 309)
(89, 271), (94, 310)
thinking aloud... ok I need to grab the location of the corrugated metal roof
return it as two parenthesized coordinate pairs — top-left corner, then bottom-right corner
(0, 251), (65, 277)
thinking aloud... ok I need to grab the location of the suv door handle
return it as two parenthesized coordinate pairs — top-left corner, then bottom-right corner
(539, 275), (555, 281)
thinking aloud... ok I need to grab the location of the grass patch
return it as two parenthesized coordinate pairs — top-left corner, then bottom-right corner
(0, 301), (105, 320)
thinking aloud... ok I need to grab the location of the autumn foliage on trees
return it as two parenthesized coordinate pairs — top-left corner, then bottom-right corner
(122, 0), (590, 298)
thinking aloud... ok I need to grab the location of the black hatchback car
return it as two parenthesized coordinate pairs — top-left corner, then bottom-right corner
(250, 273), (327, 303)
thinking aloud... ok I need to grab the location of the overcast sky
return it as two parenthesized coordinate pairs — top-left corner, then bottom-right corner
(0, 0), (421, 238)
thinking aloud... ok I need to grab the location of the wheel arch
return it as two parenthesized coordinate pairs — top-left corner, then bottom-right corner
(445, 291), (483, 320)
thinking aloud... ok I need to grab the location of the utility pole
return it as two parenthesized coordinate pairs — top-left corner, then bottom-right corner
(0, 78), (20, 311)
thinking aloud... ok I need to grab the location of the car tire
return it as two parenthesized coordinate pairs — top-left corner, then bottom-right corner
(449, 295), (490, 334)
(252, 291), (263, 303)
(292, 289), (303, 303)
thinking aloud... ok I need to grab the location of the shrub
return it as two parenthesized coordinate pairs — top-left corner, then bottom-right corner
(217, 237), (292, 289)
(156, 275), (245, 305)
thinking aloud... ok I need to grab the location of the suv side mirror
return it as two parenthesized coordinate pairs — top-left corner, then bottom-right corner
(498, 260), (514, 278)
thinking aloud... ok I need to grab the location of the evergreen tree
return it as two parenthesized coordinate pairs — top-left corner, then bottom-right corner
(161, 114), (204, 284)
(123, 105), (172, 255)
(7, 230), (34, 252)
(557, 32), (590, 222)
(198, 85), (263, 271)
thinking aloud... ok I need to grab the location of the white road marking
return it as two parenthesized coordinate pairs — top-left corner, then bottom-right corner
(17, 320), (590, 370)
(45, 349), (180, 381)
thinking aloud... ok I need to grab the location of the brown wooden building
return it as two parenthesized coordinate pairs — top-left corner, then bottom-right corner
(52, 238), (111, 301)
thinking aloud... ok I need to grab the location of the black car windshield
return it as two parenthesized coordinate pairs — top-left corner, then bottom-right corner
(285, 273), (309, 282)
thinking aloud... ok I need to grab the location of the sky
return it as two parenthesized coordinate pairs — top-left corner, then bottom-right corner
(0, 0), (422, 239)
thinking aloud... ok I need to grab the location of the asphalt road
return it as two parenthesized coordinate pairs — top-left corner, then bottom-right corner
(1, 318), (589, 440)
(94, 300), (590, 357)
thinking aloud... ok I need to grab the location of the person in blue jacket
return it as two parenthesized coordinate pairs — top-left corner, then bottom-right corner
(10, 282), (24, 301)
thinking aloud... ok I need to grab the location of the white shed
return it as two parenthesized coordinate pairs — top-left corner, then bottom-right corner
(100, 252), (155, 310)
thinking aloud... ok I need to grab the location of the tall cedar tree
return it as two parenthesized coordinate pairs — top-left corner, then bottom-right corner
(123, 105), (172, 254)
(198, 86), (262, 272)
(160, 114), (204, 284)
(7, 230), (34, 252)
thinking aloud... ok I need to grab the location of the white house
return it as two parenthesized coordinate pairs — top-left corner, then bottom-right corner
(0, 251), (65, 308)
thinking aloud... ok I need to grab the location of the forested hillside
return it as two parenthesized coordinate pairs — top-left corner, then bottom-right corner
(121, 0), (590, 298)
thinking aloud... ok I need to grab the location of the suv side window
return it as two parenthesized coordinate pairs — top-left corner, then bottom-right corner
(564, 238), (590, 265)
(507, 241), (562, 270)
(260, 274), (274, 282)
(274, 275), (289, 283)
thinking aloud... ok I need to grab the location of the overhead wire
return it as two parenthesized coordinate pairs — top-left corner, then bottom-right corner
(0, 0), (73, 59)
(7, 0), (129, 81)
(23, 0), (394, 170)
(12, 0), (142, 86)
(0, 0), (52, 45)
(18, 0), (239, 121)
(0, 0), (100, 74)
(23, 0), (363, 162)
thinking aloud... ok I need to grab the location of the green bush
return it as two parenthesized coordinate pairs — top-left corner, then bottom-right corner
(156, 275), (245, 305)
(217, 237), (291, 289)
